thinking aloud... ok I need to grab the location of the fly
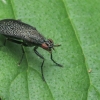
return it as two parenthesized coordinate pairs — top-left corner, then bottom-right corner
(0, 19), (63, 81)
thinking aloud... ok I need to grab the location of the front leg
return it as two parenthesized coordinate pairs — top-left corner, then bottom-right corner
(34, 46), (45, 81)
(50, 52), (63, 67)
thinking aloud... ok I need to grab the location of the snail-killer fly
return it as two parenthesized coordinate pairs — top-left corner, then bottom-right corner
(0, 19), (63, 81)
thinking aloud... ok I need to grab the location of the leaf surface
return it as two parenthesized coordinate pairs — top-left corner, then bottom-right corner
(0, 0), (99, 100)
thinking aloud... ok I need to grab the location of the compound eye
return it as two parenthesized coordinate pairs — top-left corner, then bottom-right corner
(47, 39), (53, 47)
(46, 42), (50, 47)
(48, 39), (53, 44)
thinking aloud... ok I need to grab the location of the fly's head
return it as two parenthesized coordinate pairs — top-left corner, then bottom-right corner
(41, 39), (61, 53)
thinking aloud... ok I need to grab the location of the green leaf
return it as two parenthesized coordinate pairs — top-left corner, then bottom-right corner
(0, 0), (99, 100)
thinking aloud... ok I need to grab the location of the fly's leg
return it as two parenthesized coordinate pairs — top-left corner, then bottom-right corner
(4, 38), (8, 46)
(4, 38), (27, 65)
(4, 38), (23, 46)
(5, 38), (24, 45)
(0, 38), (8, 47)
(18, 45), (25, 66)
(34, 46), (45, 81)
(50, 53), (63, 67)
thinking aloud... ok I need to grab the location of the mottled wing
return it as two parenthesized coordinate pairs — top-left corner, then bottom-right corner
(0, 19), (46, 45)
